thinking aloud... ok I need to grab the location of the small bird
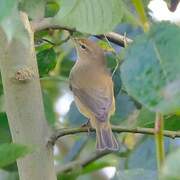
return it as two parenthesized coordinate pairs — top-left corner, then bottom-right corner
(69, 38), (119, 151)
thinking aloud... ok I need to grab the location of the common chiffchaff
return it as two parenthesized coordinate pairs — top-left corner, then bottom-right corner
(69, 38), (119, 151)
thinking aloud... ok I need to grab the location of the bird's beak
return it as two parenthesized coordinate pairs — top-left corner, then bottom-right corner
(71, 37), (79, 44)
(71, 37), (80, 51)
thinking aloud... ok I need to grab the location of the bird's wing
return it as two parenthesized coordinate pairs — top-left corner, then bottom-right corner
(71, 86), (112, 122)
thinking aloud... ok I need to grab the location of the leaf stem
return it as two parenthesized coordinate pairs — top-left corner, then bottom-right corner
(131, 0), (149, 32)
(155, 112), (165, 172)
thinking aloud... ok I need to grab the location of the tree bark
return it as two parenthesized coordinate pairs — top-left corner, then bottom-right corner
(0, 13), (57, 180)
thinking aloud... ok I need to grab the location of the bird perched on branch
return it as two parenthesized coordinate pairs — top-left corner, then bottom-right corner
(69, 38), (119, 151)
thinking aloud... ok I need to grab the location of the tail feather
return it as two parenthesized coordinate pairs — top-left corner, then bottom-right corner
(96, 122), (119, 151)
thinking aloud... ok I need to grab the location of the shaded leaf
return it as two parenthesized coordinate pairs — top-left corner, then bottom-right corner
(42, 90), (56, 126)
(64, 136), (88, 163)
(66, 101), (86, 126)
(37, 48), (57, 77)
(127, 137), (170, 170)
(121, 22), (180, 115)
(0, 112), (11, 144)
(0, 143), (33, 168)
(112, 65), (122, 97)
(1, 7), (28, 43)
(19, 0), (46, 19)
(60, 57), (74, 77)
(161, 148), (180, 180)
(0, 0), (16, 23)
(113, 169), (157, 180)
(0, 169), (19, 180)
(0, 74), (3, 96)
(112, 92), (137, 124)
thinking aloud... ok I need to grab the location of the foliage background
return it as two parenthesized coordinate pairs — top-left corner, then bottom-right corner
(0, 0), (180, 179)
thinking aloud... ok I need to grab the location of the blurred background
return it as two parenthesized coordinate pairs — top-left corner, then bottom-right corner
(0, 0), (180, 179)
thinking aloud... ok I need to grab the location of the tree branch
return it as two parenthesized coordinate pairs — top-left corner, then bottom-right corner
(0, 13), (57, 180)
(48, 125), (180, 146)
(31, 18), (133, 47)
(56, 150), (111, 174)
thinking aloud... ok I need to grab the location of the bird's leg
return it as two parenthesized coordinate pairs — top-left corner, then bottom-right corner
(81, 119), (91, 135)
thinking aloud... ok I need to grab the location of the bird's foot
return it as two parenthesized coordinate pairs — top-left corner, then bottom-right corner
(81, 120), (91, 135)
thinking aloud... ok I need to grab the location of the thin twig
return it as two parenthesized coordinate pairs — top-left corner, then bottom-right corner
(55, 150), (111, 173)
(155, 113), (165, 173)
(31, 18), (133, 47)
(48, 125), (180, 146)
(96, 32), (133, 47)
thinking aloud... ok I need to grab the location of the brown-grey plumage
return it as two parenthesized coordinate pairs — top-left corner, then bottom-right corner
(69, 38), (119, 151)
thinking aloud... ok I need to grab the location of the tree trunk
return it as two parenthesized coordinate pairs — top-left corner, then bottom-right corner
(0, 13), (57, 180)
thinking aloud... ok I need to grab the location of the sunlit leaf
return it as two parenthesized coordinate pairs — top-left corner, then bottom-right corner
(53, 0), (124, 34)
(45, 1), (60, 17)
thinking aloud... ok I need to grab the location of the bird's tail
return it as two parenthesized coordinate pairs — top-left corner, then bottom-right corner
(95, 121), (119, 151)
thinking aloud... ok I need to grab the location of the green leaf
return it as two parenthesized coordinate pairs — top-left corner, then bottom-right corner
(58, 161), (112, 180)
(135, 109), (180, 131)
(1, 6), (29, 43)
(19, 0), (46, 19)
(64, 136), (88, 163)
(161, 149), (180, 180)
(37, 48), (57, 77)
(0, 112), (12, 144)
(53, 0), (123, 34)
(164, 115), (180, 131)
(0, 0), (16, 23)
(42, 90), (56, 126)
(113, 169), (157, 180)
(60, 57), (74, 77)
(0, 143), (32, 168)
(81, 161), (112, 175)
(127, 137), (157, 170)
(112, 66), (122, 97)
(45, 1), (60, 17)
(0, 169), (19, 180)
(35, 42), (53, 53)
(135, 108), (155, 128)
(131, 0), (149, 31)
(98, 40), (115, 52)
(127, 137), (170, 170)
(0, 73), (3, 96)
(121, 22), (180, 115)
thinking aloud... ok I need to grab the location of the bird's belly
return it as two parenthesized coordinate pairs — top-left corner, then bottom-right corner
(74, 96), (96, 128)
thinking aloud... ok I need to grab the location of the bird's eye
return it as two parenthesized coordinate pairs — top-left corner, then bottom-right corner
(79, 44), (86, 50)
